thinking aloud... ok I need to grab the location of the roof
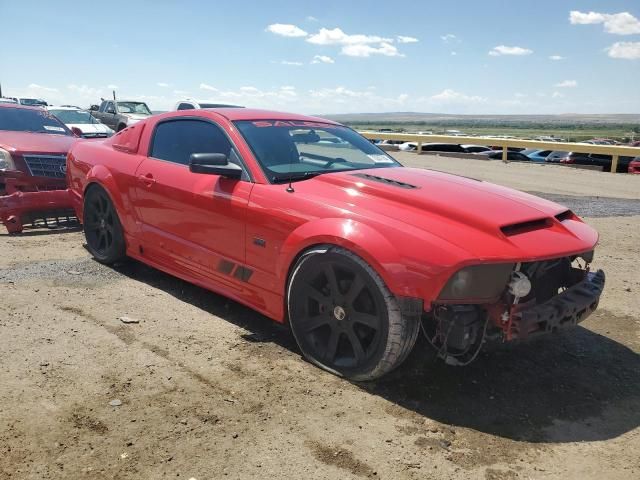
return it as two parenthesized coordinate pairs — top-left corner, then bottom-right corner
(209, 108), (339, 124)
(0, 103), (44, 111)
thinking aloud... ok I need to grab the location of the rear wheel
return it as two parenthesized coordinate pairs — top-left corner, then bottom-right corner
(83, 186), (126, 264)
(288, 246), (419, 381)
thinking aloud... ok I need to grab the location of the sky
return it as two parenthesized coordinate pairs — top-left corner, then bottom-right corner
(1, 0), (639, 115)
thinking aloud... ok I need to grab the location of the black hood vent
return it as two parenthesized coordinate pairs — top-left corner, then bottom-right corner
(351, 173), (418, 189)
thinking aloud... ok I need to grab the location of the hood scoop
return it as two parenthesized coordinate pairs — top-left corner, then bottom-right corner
(351, 173), (418, 189)
(501, 218), (552, 236)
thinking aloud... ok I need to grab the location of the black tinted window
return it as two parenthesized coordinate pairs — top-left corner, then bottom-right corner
(150, 120), (232, 166)
(177, 103), (195, 110)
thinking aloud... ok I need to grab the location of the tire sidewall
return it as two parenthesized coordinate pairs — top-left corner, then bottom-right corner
(83, 185), (126, 264)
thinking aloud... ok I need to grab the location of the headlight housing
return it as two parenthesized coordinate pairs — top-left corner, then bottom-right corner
(438, 263), (514, 302)
(0, 148), (16, 170)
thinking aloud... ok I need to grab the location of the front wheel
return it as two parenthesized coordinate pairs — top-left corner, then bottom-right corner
(288, 246), (419, 381)
(83, 185), (126, 264)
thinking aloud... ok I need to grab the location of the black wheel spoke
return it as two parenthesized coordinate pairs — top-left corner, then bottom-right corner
(345, 275), (365, 305)
(324, 329), (340, 362)
(350, 312), (379, 330)
(302, 283), (328, 306)
(347, 328), (365, 362)
(302, 315), (331, 333)
(323, 264), (340, 296)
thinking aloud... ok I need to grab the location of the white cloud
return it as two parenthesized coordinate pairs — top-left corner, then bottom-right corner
(306, 16), (318, 22)
(451, 51), (457, 56)
(397, 35), (418, 44)
(341, 42), (402, 57)
(429, 89), (487, 104)
(440, 34), (457, 42)
(173, 90), (189, 95)
(306, 27), (391, 46)
(569, 11), (640, 35)
(200, 83), (218, 91)
(279, 60), (304, 66)
(549, 55), (565, 60)
(514, 92), (528, 98)
(489, 45), (533, 56)
(606, 41), (640, 59)
(156, 82), (170, 87)
(552, 91), (564, 99)
(107, 84), (118, 90)
(311, 55), (335, 64)
(555, 80), (577, 88)
(28, 83), (58, 92)
(266, 23), (308, 37)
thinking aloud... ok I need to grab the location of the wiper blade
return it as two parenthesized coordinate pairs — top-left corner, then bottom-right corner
(271, 171), (325, 184)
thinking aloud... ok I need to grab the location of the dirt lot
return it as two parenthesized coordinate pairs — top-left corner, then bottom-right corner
(1, 155), (639, 480)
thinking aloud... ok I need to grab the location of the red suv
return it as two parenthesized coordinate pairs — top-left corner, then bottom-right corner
(0, 104), (78, 232)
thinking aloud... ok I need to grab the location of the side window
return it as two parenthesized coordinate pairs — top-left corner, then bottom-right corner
(150, 120), (233, 166)
(98, 101), (106, 113)
(177, 103), (195, 110)
(104, 102), (115, 113)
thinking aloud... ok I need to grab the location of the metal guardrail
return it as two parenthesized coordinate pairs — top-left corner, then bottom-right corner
(359, 131), (640, 173)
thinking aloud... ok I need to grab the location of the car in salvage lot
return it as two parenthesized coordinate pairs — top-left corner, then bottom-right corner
(48, 106), (114, 138)
(89, 99), (152, 132)
(627, 157), (640, 174)
(0, 103), (77, 233)
(65, 108), (605, 381)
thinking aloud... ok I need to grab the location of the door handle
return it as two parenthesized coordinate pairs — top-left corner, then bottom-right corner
(137, 174), (156, 186)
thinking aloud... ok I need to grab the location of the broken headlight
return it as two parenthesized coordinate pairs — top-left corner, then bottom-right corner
(438, 263), (514, 301)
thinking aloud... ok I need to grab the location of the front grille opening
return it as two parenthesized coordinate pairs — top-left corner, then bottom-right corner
(501, 218), (551, 236)
(23, 154), (67, 179)
(351, 173), (418, 189)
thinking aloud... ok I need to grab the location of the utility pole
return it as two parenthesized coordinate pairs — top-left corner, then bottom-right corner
(0, 83), (3, 98)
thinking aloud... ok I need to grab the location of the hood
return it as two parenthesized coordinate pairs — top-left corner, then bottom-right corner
(68, 123), (112, 134)
(295, 167), (598, 259)
(0, 130), (77, 154)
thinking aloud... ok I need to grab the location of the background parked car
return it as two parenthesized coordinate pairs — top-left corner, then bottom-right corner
(0, 98), (18, 104)
(419, 143), (466, 153)
(560, 152), (635, 173)
(48, 107), (114, 138)
(545, 151), (569, 163)
(628, 157), (640, 174)
(520, 149), (553, 162)
(90, 100), (152, 131)
(478, 150), (531, 161)
(10, 97), (48, 107)
(174, 100), (243, 110)
(460, 144), (492, 153)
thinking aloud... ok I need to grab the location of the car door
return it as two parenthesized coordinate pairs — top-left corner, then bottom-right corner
(133, 118), (253, 290)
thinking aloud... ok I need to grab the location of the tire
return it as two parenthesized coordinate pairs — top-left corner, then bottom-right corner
(288, 246), (419, 381)
(117, 124), (127, 132)
(83, 185), (126, 264)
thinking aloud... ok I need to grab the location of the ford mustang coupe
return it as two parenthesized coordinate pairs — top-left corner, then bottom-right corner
(67, 109), (605, 380)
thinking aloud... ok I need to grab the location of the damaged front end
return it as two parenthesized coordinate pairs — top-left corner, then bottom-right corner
(423, 252), (605, 366)
(0, 170), (75, 234)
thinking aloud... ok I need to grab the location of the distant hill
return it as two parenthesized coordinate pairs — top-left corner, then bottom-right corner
(322, 112), (640, 125)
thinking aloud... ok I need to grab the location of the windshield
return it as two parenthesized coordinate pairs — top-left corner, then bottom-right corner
(0, 107), (72, 135)
(49, 109), (97, 125)
(234, 120), (401, 183)
(117, 102), (151, 115)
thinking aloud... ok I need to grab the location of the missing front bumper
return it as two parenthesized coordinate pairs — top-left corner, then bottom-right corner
(510, 269), (606, 340)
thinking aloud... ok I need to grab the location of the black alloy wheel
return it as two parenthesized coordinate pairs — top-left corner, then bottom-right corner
(83, 186), (126, 264)
(288, 247), (419, 381)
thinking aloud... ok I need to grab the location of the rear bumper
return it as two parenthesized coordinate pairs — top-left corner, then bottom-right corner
(511, 269), (605, 339)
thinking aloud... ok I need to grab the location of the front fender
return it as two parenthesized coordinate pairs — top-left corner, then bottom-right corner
(277, 218), (418, 298)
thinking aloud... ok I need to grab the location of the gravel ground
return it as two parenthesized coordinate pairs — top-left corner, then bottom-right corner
(1, 155), (639, 480)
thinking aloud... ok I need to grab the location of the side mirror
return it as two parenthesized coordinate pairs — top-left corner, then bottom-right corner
(189, 153), (242, 179)
(89, 105), (99, 111)
(71, 127), (84, 138)
(106, 107), (116, 114)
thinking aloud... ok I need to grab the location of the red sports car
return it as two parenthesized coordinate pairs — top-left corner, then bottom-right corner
(629, 157), (640, 174)
(67, 109), (605, 380)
